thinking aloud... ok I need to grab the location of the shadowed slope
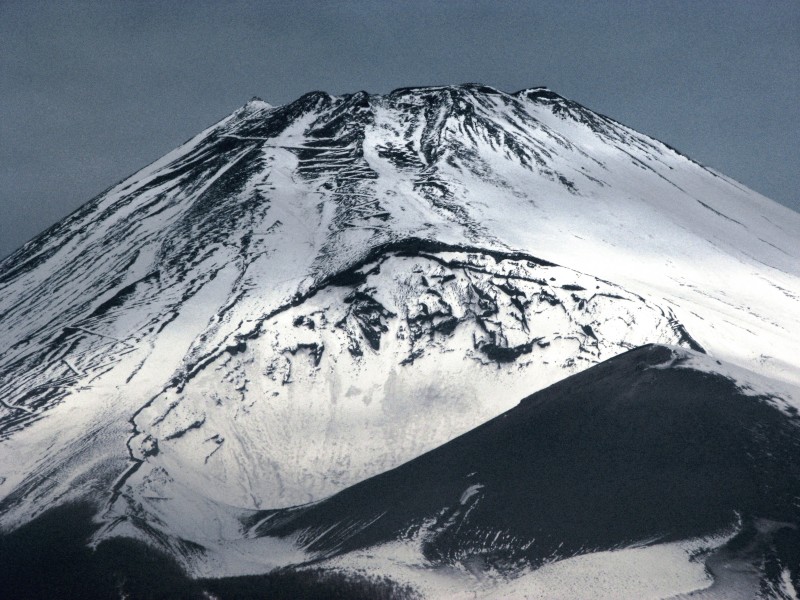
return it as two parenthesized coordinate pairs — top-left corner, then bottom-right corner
(255, 345), (800, 584)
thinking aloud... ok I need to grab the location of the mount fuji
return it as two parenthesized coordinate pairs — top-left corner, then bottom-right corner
(1, 84), (799, 598)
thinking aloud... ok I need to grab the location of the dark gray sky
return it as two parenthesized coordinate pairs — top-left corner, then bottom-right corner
(2, 0), (798, 259)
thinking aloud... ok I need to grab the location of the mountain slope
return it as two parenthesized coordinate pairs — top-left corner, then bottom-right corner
(251, 345), (800, 599)
(0, 84), (798, 570)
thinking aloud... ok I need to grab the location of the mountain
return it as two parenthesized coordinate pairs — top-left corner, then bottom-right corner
(249, 344), (800, 599)
(0, 84), (799, 594)
(3, 345), (798, 599)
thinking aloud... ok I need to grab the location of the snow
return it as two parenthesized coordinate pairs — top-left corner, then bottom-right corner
(459, 484), (484, 505)
(0, 84), (798, 584)
(652, 345), (800, 416)
(320, 530), (735, 600)
(121, 250), (696, 513)
(474, 538), (720, 600)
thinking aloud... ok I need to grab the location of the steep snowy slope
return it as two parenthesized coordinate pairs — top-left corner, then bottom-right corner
(250, 345), (800, 599)
(0, 85), (798, 567)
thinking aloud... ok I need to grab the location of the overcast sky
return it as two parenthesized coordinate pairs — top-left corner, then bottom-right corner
(1, 0), (798, 259)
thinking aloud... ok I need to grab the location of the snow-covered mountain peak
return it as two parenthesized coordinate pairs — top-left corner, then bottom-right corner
(0, 84), (798, 583)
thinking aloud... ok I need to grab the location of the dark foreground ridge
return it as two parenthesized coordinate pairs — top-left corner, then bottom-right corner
(0, 502), (419, 600)
(254, 344), (800, 582)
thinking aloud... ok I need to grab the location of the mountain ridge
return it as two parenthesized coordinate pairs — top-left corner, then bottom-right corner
(248, 344), (800, 599)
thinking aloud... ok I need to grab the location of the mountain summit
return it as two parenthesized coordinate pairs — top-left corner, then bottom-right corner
(0, 85), (799, 596)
